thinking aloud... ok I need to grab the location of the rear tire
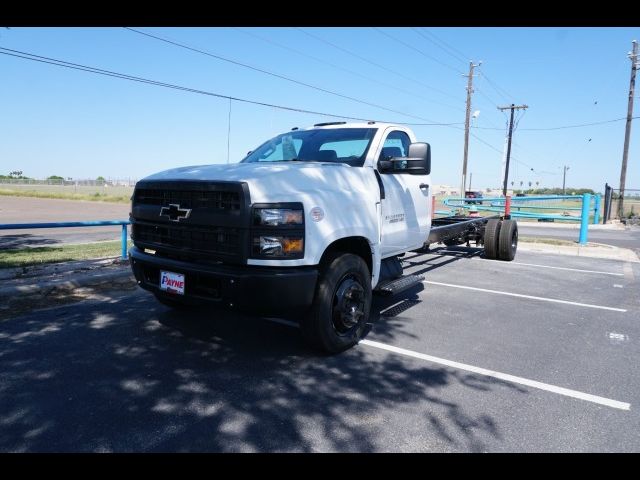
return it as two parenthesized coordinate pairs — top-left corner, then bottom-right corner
(301, 252), (372, 354)
(498, 219), (518, 261)
(483, 219), (501, 260)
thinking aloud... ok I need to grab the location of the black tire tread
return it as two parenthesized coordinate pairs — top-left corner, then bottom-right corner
(498, 219), (518, 261)
(301, 252), (372, 354)
(484, 219), (501, 260)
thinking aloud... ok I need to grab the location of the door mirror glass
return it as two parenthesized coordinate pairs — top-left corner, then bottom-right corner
(378, 142), (430, 175)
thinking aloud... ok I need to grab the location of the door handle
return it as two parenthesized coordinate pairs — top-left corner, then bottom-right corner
(419, 183), (429, 189)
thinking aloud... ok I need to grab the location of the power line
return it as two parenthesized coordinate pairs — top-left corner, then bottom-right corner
(475, 87), (502, 109)
(372, 27), (465, 75)
(233, 27), (465, 114)
(469, 131), (533, 172)
(472, 116), (640, 131)
(295, 27), (463, 103)
(480, 70), (516, 103)
(123, 27), (440, 124)
(420, 29), (471, 65)
(0, 46), (464, 127)
(411, 28), (468, 65)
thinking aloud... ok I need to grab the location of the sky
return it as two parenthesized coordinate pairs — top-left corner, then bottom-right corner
(0, 26), (638, 193)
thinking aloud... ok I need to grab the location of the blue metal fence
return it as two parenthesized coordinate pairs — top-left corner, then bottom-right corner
(440, 194), (600, 245)
(0, 220), (131, 259)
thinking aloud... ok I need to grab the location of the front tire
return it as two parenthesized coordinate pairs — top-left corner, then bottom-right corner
(302, 252), (372, 354)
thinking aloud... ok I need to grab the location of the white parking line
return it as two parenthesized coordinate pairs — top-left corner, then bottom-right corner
(507, 261), (624, 276)
(424, 281), (627, 313)
(360, 339), (631, 411)
(261, 317), (631, 410)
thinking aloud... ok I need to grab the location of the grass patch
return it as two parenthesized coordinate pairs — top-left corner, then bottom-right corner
(0, 240), (132, 268)
(519, 236), (577, 246)
(0, 188), (131, 204)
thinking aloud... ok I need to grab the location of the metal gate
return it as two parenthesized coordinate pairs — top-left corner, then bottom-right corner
(603, 184), (640, 223)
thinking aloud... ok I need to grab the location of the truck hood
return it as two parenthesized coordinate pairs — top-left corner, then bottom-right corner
(142, 161), (344, 182)
(140, 162), (373, 203)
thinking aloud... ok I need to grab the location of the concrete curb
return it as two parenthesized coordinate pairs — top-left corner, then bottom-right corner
(518, 241), (639, 263)
(516, 221), (627, 231)
(0, 264), (135, 302)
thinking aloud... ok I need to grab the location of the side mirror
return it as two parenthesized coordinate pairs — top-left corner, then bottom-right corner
(378, 142), (431, 175)
(406, 142), (431, 175)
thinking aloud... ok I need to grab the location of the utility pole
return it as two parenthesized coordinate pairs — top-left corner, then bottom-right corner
(618, 40), (638, 219)
(461, 61), (481, 198)
(468, 172), (473, 192)
(498, 103), (528, 196)
(562, 165), (570, 195)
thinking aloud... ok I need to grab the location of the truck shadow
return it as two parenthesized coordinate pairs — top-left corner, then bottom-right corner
(0, 234), (61, 249)
(403, 245), (485, 276)
(365, 245), (485, 342)
(0, 289), (527, 452)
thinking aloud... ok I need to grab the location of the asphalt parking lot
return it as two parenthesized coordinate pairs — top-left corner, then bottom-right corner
(1, 247), (638, 452)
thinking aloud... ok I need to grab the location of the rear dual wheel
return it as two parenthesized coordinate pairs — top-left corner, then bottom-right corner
(498, 219), (518, 261)
(483, 219), (517, 261)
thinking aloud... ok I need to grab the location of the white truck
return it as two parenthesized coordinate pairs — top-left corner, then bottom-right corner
(129, 122), (518, 353)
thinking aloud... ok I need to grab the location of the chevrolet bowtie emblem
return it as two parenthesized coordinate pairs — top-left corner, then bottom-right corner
(160, 203), (191, 222)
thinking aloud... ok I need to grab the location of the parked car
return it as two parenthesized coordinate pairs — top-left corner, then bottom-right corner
(464, 191), (484, 204)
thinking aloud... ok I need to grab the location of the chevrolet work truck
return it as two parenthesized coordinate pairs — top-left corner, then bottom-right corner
(129, 122), (518, 353)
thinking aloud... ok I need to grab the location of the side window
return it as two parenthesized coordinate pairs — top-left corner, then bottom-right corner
(380, 131), (411, 160)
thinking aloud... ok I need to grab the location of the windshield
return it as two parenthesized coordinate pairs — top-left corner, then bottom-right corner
(241, 128), (377, 167)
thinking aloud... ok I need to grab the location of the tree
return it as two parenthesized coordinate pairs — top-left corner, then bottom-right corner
(47, 175), (64, 180)
(96, 176), (105, 183)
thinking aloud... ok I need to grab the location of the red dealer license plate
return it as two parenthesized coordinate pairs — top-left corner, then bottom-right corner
(160, 271), (185, 295)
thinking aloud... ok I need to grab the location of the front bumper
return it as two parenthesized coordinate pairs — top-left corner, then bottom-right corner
(129, 246), (318, 315)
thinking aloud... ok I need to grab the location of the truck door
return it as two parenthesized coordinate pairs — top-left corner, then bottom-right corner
(376, 129), (431, 257)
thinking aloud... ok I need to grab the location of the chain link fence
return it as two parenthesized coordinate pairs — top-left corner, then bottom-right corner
(0, 178), (137, 187)
(0, 178), (137, 200)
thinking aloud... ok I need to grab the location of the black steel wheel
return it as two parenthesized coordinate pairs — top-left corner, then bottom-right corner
(302, 252), (372, 354)
(483, 219), (501, 260)
(498, 219), (518, 261)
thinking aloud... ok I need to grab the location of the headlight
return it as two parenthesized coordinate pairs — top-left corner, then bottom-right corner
(254, 208), (303, 226)
(251, 203), (304, 259)
(252, 236), (304, 257)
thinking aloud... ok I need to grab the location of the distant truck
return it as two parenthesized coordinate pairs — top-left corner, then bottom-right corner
(129, 122), (518, 353)
(465, 190), (484, 204)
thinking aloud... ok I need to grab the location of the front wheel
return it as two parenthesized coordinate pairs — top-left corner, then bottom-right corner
(301, 252), (372, 354)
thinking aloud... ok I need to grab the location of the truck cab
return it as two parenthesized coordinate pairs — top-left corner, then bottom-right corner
(129, 122), (514, 353)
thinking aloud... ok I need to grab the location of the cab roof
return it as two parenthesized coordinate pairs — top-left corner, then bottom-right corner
(304, 121), (402, 130)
